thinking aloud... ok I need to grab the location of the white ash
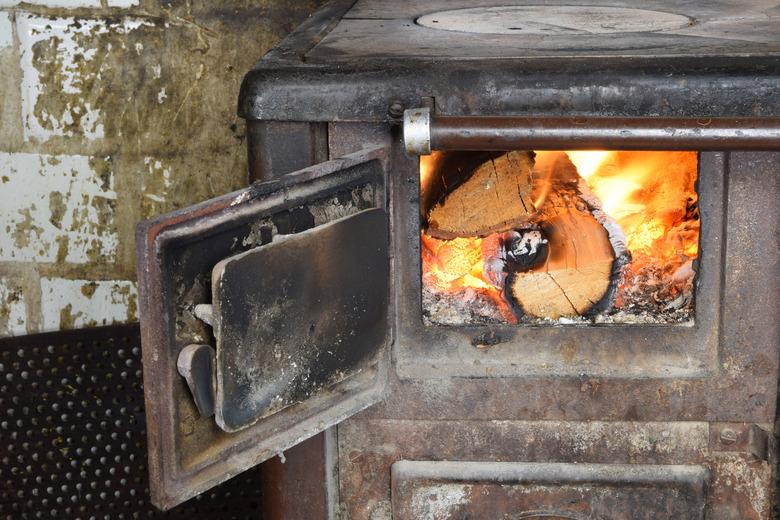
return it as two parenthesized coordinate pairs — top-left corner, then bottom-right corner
(422, 285), (505, 326)
(482, 229), (547, 291)
(613, 255), (696, 322)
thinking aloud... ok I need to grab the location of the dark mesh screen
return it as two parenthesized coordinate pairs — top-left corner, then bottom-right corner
(0, 324), (262, 519)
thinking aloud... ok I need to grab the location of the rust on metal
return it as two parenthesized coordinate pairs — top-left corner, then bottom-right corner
(391, 461), (709, 520)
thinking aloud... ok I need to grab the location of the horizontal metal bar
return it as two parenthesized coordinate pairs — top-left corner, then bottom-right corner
(403, 108), (780, 154)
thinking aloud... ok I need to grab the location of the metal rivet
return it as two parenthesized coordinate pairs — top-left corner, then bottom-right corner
(720, 428), (737, 445)
(388, 100), (405, 119)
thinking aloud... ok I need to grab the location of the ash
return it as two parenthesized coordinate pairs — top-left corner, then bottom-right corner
(423, 254), (697, 326)
(603, 255), (696, 324)
(422, 285), (505, 325)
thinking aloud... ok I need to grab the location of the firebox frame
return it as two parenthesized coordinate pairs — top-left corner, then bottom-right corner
(321, 126), (778, 431)
(396, 151), (721, 380)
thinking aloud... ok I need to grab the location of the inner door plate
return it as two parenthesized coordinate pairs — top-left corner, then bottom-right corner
(212, 209), (388, 432)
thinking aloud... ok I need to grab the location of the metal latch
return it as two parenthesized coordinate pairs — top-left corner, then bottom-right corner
(177, 343), (216, 417)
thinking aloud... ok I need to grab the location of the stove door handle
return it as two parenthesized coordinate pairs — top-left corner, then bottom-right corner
(403, 108), (780, 154)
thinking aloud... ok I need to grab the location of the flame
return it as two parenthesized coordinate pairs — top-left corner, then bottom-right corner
(566, 151), (611, 178)
(420, 150), (700, 321)
(421, 234), (487, 289)
(421, 233), (517, 322)
(420, 152), (486, 294)
(419, 153), (439, 191)
(566, 151), (699, 260)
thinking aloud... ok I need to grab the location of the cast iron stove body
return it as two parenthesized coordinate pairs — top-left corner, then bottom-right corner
(136, 1), (780, 517)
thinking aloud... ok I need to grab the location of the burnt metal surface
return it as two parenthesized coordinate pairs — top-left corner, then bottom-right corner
(423, 114), (780, 152)
(337, 146), (779, 518)
(211, 209), (389, 433)
(176, 344), (216, 418)
(238, 0), (780, 123)
(136, 146), (390, 509)
(338, 419), (773, 519)
(218, 2), (779, 516)
(246, 121), (329, 182)
(239, 57), (780, 123)
(391, 461), (709, 520)
(310, 1), (780, 60)
(236, 121), (779, 520)
(387, 150), (780, 426)
(260, 430), (338, 520)
(0, 325), (264, 519)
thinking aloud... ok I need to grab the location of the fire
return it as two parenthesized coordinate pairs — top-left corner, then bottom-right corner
(565, 151), (611, 178)
(419, 153), (438, 194)
(421, 232), (518, 322)
(421, 234), (488, 290)
(568, 151), (699, 260)
(421, 149), (700, 323)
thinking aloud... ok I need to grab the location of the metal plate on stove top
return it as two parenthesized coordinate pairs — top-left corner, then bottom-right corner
(305, 0), (780, 60)
(416, 6), (694, 35)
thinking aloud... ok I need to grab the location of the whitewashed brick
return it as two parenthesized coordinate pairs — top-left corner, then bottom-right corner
(40, 278), (136, 331)
(17, 14), (150, 142)
(107, 0), (139, 7)
(0, 276), (27, 336)
(0, 1), (100, 8)
(0, 12), (12, 49)
(141, 156), (173, 217)
(0, 152), (117, 263)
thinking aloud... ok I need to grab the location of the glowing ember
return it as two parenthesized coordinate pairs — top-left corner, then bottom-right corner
(421, 234), (487, 289)
(421, 150), (700, 324)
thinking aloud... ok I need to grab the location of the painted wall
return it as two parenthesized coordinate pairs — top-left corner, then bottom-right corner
(0, 0), (323, 336)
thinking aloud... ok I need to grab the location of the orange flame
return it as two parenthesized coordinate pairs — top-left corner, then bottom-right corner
(421, 150), (699, 320)
(567, 151), (699, 261)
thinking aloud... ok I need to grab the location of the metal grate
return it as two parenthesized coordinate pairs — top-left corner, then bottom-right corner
(0, 324), (262, 520)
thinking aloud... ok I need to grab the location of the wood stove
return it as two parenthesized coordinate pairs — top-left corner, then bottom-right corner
(136, 1), (780, 517)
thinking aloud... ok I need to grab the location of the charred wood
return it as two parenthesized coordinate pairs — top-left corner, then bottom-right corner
(504, 152), (629, 320)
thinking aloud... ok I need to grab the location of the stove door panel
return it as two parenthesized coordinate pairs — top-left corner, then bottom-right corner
(136, 145), (390, 509)
(391, 461), (709, 520)
(212, 208), (389, 432)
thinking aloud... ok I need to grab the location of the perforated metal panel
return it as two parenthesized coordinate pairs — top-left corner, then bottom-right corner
(0, 324), (262, 519)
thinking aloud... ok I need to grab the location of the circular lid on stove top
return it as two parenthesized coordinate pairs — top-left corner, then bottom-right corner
(416, 6), (693, 36)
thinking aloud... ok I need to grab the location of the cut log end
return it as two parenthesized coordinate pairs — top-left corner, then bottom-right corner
(504, 152), (620, 320)
(508, 260), (614, 319)
(426, 151), (536, 239)
(505, 210), (616, 319)
(422, 150), (629, 322)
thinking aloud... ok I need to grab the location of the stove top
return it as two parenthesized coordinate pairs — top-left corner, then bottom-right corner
(306, 0), (780, 61)
(238, 2), (780, 123)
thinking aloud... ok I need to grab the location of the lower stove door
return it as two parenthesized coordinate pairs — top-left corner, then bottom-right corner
(391, 461), (709, 520)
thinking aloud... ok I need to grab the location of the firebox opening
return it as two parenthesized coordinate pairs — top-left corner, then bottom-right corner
(420, 151), (700, 326)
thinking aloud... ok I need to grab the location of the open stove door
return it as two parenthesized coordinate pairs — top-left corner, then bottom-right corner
(136, 145), (390, 510)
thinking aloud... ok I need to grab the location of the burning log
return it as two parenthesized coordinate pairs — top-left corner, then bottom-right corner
(503, 152), (631, 320)
(425, 151), (536, 239)
(420, 149), (700, 325)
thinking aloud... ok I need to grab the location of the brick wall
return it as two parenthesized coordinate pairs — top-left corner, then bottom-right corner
(0, 0), (323, 336)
